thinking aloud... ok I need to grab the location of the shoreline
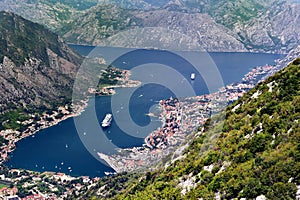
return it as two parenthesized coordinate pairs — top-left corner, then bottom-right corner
(0, 62), (283, 175)
(89, 70), (141, 96)
(0, 69), (141, 169)
(95, 64), (280, 173)
(0, 100), (88, 165)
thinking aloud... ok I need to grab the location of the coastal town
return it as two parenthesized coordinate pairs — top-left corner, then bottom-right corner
(0, 60), (289, 199)
(0, 102), (87, 165)
(0, 66), (140, 199)
(98, 64), (279, 173)
(0, 168), (102, 200)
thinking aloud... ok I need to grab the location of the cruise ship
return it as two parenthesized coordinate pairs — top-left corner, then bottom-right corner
(190, 73), (196, 80)
(101, 113), (112, 128)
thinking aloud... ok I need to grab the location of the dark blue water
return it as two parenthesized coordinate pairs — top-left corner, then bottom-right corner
(5, 45), (285, 177)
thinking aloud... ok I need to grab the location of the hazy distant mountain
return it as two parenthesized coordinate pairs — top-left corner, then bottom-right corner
(36, 0), (99, 10)
(58, 4), (247, 52)
(0, 11), (82, 114)
(97, 0), (172, 9)
(235, 1), (300, 53)
(0, 0), (95, 30)
(57, 4), (144, 45)
(1, 0), (299, 52)
(60, 0), (300, 53)
(187, 0), (299, 53)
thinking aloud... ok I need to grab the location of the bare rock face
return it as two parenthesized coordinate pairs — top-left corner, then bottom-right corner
(235, 2), (300, 53)
(0, 11), (83, 114)
(57, 0), (300, 53)
(133, 10), (247, 52)
(1, 0), (299, 53)
(60, 5), (247, 52)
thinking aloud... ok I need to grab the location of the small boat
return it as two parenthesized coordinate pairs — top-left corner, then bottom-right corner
(104, 171), (115, 176)
(101, 113), (113, 128)
(190, 73), (196, 80)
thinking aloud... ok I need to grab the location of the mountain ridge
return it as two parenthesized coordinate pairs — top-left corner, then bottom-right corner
(59, 5), (247, 52)
(0, 11), (82, 124)
(1, 0), (299, 53)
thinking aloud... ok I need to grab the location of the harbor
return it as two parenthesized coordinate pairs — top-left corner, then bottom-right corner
(0, 49), (284, 199)
(2, 50), (283, 175)
(98, 64), (280, 173)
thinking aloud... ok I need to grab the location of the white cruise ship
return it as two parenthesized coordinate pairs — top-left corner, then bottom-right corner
(190, 73), (196, 80)
(101, 113), (112, 127)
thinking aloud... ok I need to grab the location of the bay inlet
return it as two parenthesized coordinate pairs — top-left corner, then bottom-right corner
(4, 45), (285, 177)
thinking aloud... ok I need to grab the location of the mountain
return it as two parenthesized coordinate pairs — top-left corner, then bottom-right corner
(0, 11), (82, 119)
(57, 0), (300, 53)
(33, 0), (99, 10)
(176, 0), (300, 53)
(57, 4), (247, 52)
(0, 0), (98, 30)
(231, 1), (300, 53)
(1, 0), (299, 53)
(79, 54), (300, 199)
(57, 4), (144, 46)
(97, 0), (172, 10)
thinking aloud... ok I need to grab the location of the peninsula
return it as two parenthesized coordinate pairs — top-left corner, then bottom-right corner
(98, 63), (279, 173)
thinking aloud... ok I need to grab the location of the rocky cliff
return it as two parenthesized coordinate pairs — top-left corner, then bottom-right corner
(0, 11), (82, 114)
(232, 1), (300, 53)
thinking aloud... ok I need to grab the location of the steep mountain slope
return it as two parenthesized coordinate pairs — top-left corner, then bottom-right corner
(57, 0), (300, 53)
(79, 56), (300, 199)
(0, 0), (97, 30)
(180, 0), (300, 53)
(0, 11), (82, 116)
(58, 5), (247, 52)
(35, 0), (99, 10)
(233, 1), (300, 53)
(57, 4), (144, 45)
(97, 0), (171, 10)
(1, 0), (299, 53)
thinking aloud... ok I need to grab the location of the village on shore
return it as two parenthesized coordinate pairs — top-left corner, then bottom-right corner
(0, 62), (283, 199)
(0, 67), (140, 199)
(98, 64), (278, 173)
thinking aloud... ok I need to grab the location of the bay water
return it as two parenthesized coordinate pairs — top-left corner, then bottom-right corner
(4, 45), (284, 177)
